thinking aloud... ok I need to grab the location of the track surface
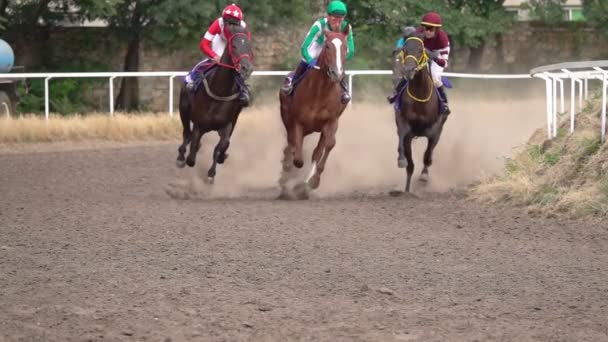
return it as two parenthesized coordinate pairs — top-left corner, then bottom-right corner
(1, 141), (607, 341)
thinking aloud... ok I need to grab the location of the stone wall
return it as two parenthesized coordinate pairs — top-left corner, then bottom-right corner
(4, 22), (608, 112)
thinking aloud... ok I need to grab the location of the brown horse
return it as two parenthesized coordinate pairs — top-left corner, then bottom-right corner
(278, 27), (350, 199)
(176, 24), (253, 184)
(394, 33), (448, 193)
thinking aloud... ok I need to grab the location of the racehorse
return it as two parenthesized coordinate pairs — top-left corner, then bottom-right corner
(394, 32), (449, 193)
(278, 27), (350, 199)
(176, 23), (253, 184)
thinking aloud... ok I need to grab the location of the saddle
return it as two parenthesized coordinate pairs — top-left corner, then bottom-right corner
(284, 62), (316, 97)
(185, 60), (218, 92)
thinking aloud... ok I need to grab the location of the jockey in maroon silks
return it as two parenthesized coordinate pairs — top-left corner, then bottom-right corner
(388, 12), (451, 115)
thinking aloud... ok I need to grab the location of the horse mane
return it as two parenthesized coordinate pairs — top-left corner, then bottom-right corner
(226, 22), (249, 35)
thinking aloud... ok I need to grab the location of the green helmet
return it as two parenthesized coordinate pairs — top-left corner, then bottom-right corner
(327, 0), (347, 16)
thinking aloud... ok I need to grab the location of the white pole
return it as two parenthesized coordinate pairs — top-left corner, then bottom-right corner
(578, 79), (583, 112)
(559, 79), (565, 113)
(543, 75), (553, 139)
(169, 75), (176, 117)
(603, 76), (607, 143)
(570, 76), (575, 133)
(584, 74), (589, 100)
(552, 76), (558, 137)
(44, 77), (51, 121)
(348, 73), (354, 107)
(109, 76), (116, 116)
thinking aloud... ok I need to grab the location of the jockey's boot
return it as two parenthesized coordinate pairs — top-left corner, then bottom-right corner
(340, 78), (351, 104)
(185, 72), (197, 91)
(281, 61), (307, 95)
(437, 85), (451, 115)
(387, 78), (406, 104)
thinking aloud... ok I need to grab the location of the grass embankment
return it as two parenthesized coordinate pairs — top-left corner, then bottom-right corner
(472, 93), (608, 219)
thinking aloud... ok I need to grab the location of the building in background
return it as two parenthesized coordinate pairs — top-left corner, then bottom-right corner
(504, 0), (585, 21)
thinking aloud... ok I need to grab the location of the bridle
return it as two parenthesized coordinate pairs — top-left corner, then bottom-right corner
(400, 36), (433, 103)
(215, 31), (254, 71)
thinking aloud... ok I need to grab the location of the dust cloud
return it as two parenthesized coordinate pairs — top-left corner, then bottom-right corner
(166, 79), (548, 199)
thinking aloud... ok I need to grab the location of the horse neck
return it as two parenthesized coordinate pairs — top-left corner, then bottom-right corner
(409, 64), (432, 100)
(209, 51), (237, 94)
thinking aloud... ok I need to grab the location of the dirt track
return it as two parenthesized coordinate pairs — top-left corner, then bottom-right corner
(1, 97), (608, 341)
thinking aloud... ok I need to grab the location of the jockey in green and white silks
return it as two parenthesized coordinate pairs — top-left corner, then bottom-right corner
(280, 0), (355, 104)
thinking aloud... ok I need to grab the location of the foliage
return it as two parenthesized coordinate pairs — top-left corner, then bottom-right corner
(520, 0), (567, 25)
(17, 60), (110, 115)
(583, 0), (608, 36)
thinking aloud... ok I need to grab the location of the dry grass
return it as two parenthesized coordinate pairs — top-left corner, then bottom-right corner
(0, 112), (182, 143)
(471, 93), (608, 219)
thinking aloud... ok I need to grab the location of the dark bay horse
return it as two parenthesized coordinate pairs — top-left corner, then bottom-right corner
(176, 24), (253, 184)
(394, 33), (448, 193)
(278, 27), (350, 199)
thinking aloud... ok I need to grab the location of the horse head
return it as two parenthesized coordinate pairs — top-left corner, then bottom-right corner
(225, 23), (254, 80)
(318, 26), (349, 83)
(401, 32), (428, 82)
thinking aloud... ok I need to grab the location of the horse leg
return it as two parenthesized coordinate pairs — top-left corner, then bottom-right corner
(292, 123), (305, 168)
(207, 123), (233, 183)
(395, 111), (407, 168)
(176, 89), (192, 168)
(421, 133), (440, 182)
(186, 124), (203, 167)
(404, 135), (415, 192)
(307, 121), (337, 190)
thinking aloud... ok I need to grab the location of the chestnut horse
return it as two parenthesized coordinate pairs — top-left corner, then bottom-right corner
(394, 33), (448, 193)
(278, 27), (350, 199)
(175, 24), (253, 184)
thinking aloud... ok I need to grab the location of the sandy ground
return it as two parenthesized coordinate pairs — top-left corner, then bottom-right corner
(1, 91), (607, 341)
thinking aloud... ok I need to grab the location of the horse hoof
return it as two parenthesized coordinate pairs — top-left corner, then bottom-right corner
(293, 159), (304, 168)
(217, 153), (229, 164)
(397, 159), (407, 168)
(186, 159), (195, 167)
(419, 173), (429, 183)
(389, 190), (404, 197)
(293, 182), (310, 200)
(176, 159), (186, 168)
(204, 177), (215, 185)
(307, 176), (321, 190)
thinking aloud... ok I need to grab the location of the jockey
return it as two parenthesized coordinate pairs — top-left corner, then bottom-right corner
(185, 3), (251, 106)
(387, 12), (451, 115)
(280, 0), (355, 104)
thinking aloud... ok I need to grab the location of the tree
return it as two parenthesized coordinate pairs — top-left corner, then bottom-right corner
(583, 0), (608, 36)
(94, 0), (216, 111)
(345, 0), (513, 70)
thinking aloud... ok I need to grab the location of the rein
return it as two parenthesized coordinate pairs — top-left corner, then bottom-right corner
(205, 31), (253, 102)
(401, 37), (433, 103)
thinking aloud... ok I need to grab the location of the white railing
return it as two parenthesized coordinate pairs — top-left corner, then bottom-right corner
(531, 61), (608, 143)
(2, 64), (606, 143)
(0, 70), (534, 120)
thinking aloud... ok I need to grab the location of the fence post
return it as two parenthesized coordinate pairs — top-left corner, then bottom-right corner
(44, 77), (52, 121)
(541, 73), (553, 139)
(594, 67), (607, 143)
(348, 73), (354, 107)
(109, 76), (116, 116)
(169, 75), (176, 117)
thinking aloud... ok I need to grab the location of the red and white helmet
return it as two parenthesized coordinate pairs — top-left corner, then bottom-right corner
(222, 3), (243, 21)
(421, 12), (442, 27)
